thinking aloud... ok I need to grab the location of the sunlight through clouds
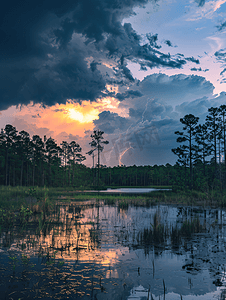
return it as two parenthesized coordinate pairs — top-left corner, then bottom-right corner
(1, 0), (226, 167)
(2, 97), (124, 144)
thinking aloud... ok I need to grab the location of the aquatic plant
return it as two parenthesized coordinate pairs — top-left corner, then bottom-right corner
(19, 205), (33, 224)
(104, 197), (116, 205)
(9, 254), (18, 271)
(118, 200), (129, 209)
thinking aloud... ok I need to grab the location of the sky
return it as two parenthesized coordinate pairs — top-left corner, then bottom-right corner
(1, 0), (226, 167)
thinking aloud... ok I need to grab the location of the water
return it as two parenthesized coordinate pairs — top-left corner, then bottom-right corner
(1, 202), (226, 299)
(100, 188), (171, 193)
(86, 188), (171, 193)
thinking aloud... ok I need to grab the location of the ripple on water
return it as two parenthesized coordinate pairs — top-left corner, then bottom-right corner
(0, 204), (226, 299)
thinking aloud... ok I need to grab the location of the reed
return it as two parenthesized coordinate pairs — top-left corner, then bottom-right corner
(1, 185), (226, 211)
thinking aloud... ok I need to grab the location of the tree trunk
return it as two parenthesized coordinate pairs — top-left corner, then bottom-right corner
(13, 163), (15, 186)
(33, 163), (35, 186)
(20, 161), (24, 186)
(189, 129), (192, 187)
(98, 146), (100, 188)
(5, 150), (8, 186)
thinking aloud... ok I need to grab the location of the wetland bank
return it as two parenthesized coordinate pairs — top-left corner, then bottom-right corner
(1, 187), (226, 299)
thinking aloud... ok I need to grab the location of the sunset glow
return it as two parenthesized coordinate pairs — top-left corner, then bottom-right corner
(67, 105), (99, 123)
(3, 97), (123, 145)
(2, 0), (226, 298)
(1, 0), (226, 166)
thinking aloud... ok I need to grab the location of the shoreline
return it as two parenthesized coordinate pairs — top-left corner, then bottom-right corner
(0, 185), (226, 211)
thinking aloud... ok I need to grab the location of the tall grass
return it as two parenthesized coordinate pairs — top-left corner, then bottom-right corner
(0, 185), (226, 210)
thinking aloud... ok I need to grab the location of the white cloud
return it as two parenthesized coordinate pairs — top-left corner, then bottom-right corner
(187, 0), (226, 21)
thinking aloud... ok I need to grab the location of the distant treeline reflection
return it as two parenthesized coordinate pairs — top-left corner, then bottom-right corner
(0, 203), (208, 258)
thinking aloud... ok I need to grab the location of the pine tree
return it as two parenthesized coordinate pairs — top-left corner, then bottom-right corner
(205, 107), (220, 171)
(172, 114), (199, 187)
(195, 124), (212, 176)
(87, 130), (109, 188)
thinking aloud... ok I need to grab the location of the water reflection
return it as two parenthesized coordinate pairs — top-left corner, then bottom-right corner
(100, 188), (171, 193)
(1, 203), (226, 299)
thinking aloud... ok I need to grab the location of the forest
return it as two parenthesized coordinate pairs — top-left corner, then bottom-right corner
(0, 104), (226, 192)
(172, 104), (226, 191)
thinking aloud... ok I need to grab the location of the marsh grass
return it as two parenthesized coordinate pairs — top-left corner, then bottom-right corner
(139, 212), (166, 246)
(139, 213), (205, 253)
(0, 186), (226, 217)
(0, 186), (56, 231)
(118, 200), (129, 209)
(104, 197), (117, 205)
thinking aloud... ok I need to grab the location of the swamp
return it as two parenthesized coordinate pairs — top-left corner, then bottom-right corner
(1, 188), (226, 299)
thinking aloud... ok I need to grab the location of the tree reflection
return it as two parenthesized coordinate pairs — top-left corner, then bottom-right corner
(1, 203), (226, 299)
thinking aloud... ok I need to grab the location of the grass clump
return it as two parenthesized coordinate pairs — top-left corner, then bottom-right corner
(104, 197), (116, 205)
(118, 200), (129, 209)
(1, 185), (226, 211)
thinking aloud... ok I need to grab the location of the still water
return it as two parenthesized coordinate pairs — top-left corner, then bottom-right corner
(1, 201), (226, 299)
(100, 188), (171, 193)
(86, 188), (171, 193)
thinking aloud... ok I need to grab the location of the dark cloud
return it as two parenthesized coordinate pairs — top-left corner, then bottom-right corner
(175, 97), (210, 118)
(121, 65), (135, 81)
(135, 44), (187, 69)
(0, 0), (203, 111)
(116, 90), (143, 101)
(136, 73), (214, 105)
(152, 118), (178, 128)
(93, 105), (179, 166)
(53, 109), (65, 112)
(214, 49), (226, 78)
(91, 74), (226, 166)
(175, 92), (226, 122)
(94, 111), (130, 133)
(194, 0), (205, 7)
(220, 68), (226, 76)
(216, 21), (226, 31)
(105, 22), (188, 72)
(164, 40), (173, 47)
(185, 56), (200, 64)
(215, 49), (226, 59)
(0, 0), (149, 57)
(32, 114), (41, 118)
(173, 53), (199, 65)
(14, 52), (106, 107)
(191, 67), (202, 71)
(0, 0), (151, 109)
(146, 33), (161, 49)
(1, 0), (198, 110)
(89, 73), (226, 166)
(129, 100), (165, 120)
(191, 67), (209, 72)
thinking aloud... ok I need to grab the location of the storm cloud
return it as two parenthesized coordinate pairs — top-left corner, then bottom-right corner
(93, 73), (223, 166)
(127, 73), (214, 106)
(0, 0), (200, 110)
(93, 111), (130, 134)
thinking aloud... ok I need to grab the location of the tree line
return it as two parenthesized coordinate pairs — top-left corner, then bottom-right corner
(2, 104), (226, 192)
(0, 124), (88, 187)
(172, 105), (226, 191)
(0, 124), (184, 189)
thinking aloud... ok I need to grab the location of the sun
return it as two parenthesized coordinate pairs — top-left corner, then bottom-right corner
(68, 108), (85, 122)
(67, 105), (100, 124)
